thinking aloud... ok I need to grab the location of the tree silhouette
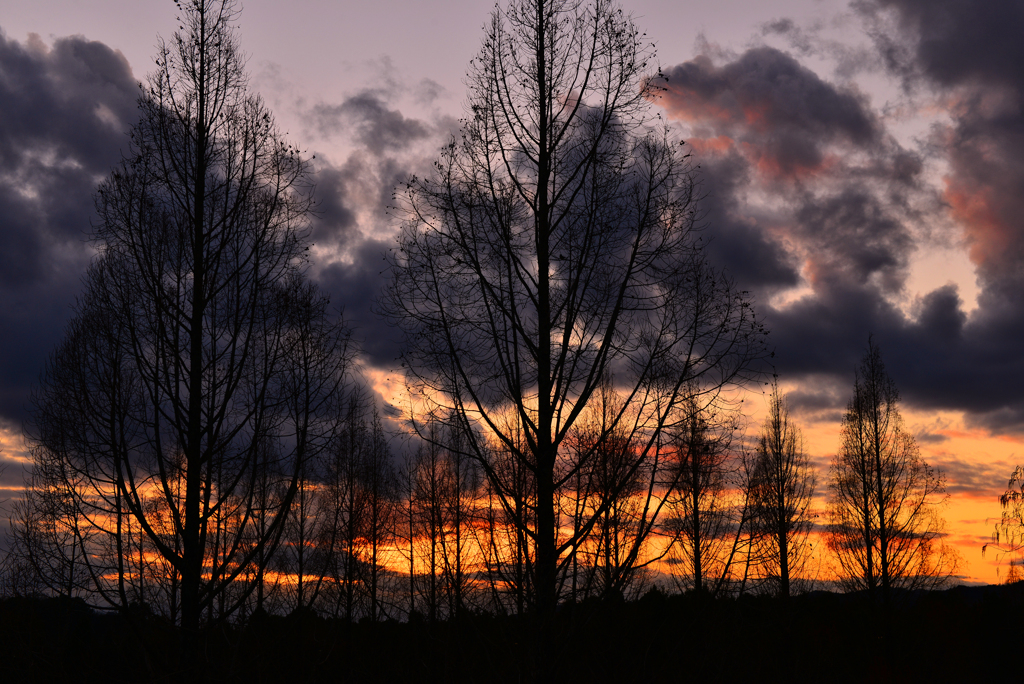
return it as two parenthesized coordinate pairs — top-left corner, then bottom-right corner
(23, 0), (352, 669)
(360, 409), (400, 622)
(664, 395), (737, 596)
(563, 377), (670, 602)
(382, 0), (766, 634)
(747, 381), (815, 598)
(479, 420), (536, 615)
(826, 339), (958, 606)
(985, 466), (1024, 583)
(404, 412), (483, 621)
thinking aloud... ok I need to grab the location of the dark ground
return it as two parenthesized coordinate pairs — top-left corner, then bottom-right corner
(1, 584), (1021, 683)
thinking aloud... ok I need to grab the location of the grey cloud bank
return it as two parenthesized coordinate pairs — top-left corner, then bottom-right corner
(658, 1), (1024, 432)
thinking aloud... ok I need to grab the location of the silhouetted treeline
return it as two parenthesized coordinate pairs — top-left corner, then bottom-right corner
(3, 343), (965, 624)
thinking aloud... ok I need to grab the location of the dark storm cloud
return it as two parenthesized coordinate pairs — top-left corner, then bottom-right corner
(300, 81), (456, 376)
(309, 90), (432, 155)
(857, 0), (1024, 294)
(786, 381), (847, 423)
(0, 30), (426, 431)
(660, 45), (921, 385)
(662, 47), (878, 154)
(659, 46), (914, 305)
(849, 0), (1024, 431)
(0, 30), (139, 424)
(857, 0), (1024, 89)
(693, 149), (801, 292)
(309, 161), (360, 253)
(0, 31), (137, 282)
(315, 238), (401, 370)
(659, 15), (1024, 432)
(305, 145), (432, 373)
(794, 188), (913, 291)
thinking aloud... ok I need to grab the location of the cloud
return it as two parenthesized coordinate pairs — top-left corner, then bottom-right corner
(657, 16), (1024, 432)
(293, 70), (461, 376)
(787, 380), (847, 416)
(315, 238), (401, 369)
(857, 0), (1024, 431)
(926, 452), (1016, 499)
(658, 45), (921, 313)
(659, 46), (919, 371)
(0, 30), (139, 424)
(661, 47), (879, 163)
(856, 0), (1024, 296)
(309, 92), (432, 155)
(857, 0), (1024, 89)
(303, 68), (457, 158)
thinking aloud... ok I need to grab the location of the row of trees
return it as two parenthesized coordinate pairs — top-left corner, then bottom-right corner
(3, 349), (958, 620)
(0, 0), (963, 676)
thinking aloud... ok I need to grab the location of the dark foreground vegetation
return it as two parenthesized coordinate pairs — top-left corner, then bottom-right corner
(2, 584), (1020, 684)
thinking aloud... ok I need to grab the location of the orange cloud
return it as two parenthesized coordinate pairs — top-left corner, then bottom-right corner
(944, 177), (1013, 271)
(687, 135), (734, 156)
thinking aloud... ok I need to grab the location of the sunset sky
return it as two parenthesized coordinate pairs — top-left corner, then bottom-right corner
(1, 0), (1022, 584)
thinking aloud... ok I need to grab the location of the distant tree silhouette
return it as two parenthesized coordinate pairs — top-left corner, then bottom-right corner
(404, 412), (483, 620)
(22, 0), (352, 669)
(479, 421), (536, 615)
(241, 436), (287, 616)
(382, 0), (767, 635)
(6, 464), (90, 600)
(407, 424), (447, 622)
(747, 381), (815, 598)
(664, 396), (739, 596)
(314, 396), (402, 623)
(360, 409), (400, 622)
(564, 377), (671, 602)
(986, 466), (1024, 583)
(826, 339), (958, 606)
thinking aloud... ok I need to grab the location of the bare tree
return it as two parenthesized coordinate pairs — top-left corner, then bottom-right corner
(382, 0), (766, 629)
(403, 412), (482, 621)
(278, 285), (354, 615)
(986, 466), (1024, 582)
(408, 425), (447, 622)
(664, 396), (737, 596)
(6, 466), (90, 601)
(563, 377), (670, 602)
(244, 436), (287, 616)
(479, 422), (536, 616)
(23, 0), (352, 668)
(360, 409), (399, 623)
(322, 396), (370, 622)
(747, 381), (815, 598)
(826, 339), (959, 606)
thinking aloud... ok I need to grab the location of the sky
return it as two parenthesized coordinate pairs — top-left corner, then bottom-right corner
(1, 0), (1022, 584)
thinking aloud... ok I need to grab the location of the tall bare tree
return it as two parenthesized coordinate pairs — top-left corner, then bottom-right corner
(23, 0), (351, 667)
(747, 381), (815, 598)
(826, 339), (958, 606)
(382, 0), (766, 630)
(664, 396), (737, 596)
